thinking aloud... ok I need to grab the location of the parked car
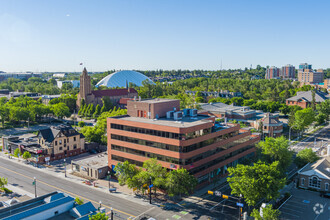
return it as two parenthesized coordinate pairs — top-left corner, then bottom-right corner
(320, 192), (330, 198)
(88, 149), (97, 154)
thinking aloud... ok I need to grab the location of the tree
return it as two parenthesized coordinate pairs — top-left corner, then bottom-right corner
(294, 148), (320, 168)
(316, 113), (327, 125)
(14, 148), (21, 157)
(251, 204), (281, 220)
(22, 151), (31, 160)
(311, 90), (316, 111)
(114, 161), (140, 186)
(89, 213), (108, 220)
(227, 162), (286, 206)
(293, 108), (315, 134)
(316, 99), (330, 120)
(165, 168), (198, 197)
(0, 177), (8, 190)
(52, 103), (71, 119)
(257, 136), (293, 173)
(78, 121), (85, 127)
(143, 158), (167, 192)
(93, 104), (101, 118)
(102, 96), (113, 111)
(75, 197), (84, 205)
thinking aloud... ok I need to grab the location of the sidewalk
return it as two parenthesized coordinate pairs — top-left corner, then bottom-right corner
(0, 152), (148, 206)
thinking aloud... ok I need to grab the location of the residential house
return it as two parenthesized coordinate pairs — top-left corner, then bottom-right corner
(286, 90), (329, 109)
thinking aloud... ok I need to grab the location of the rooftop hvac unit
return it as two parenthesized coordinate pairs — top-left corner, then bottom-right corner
(166, 111), (174, 119)
(190, 109), (198, 117)
(174, 111), (183, 120)
(183, 109), (190, 116)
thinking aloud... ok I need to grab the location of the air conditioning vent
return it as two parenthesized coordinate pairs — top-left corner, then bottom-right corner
(174, 111), (183, 120)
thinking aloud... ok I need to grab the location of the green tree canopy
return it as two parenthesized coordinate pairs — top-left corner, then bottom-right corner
(165, 168), (198, 197)
(293, 108), (315, 132)
(251, 204), (281, 220)
(294, 148), (320, 168)
(51, 103), (71, 119)
(257, 136), (293, 172)
(227, 162), (286, 206)
(22, 151), (31, 160)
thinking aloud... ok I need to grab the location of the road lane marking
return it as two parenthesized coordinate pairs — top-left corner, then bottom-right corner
(0, 164), (136, 218)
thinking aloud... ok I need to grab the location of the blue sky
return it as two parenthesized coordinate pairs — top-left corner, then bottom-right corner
(1, 0), (329, 72)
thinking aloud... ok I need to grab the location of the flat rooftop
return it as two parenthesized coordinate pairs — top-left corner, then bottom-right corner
(117, 114), (215, 128)
(129, 98), (178, 104)
(72, 153), (108, 169)
(199, 102), (255, 114)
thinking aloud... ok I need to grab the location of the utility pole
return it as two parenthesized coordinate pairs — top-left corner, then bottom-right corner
(238, 194), (242, 220)
(64, 159), (67, 177)
(108, 171), (111, 189)
(33, 177), (37, 198)
(149, 176), (152, 204)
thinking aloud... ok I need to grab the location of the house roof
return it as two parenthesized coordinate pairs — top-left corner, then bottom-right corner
(262, 113), (281, 125)
(91, 88), (137, 98)
(38, 125), (81, 143)
(286, 90), (329, 102)
(299, 156), (330, 180)
(71, 202), (97, 218)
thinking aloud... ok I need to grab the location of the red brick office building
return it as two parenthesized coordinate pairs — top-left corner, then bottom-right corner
(107, 99), (260, 185)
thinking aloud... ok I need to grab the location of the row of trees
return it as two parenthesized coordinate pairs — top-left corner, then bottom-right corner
(78, 97), (114, 119)
(80, 108), (127, 144)
(0, 77), (79, 95)
(114, 158), (197, 197)
(0, 96), (72, 127)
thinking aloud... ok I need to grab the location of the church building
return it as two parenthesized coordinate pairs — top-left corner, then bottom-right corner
(76, 68), (138, 108)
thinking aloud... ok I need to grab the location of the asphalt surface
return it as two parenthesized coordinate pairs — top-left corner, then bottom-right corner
(0, 157), (235, 220)
(290, 124), (330, 154)
(0, 158), (149, 219)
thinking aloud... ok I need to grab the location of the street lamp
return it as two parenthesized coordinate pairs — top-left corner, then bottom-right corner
(110, 207), (114, 220)
(108, 171), (111, 189)
(33, 177), (37, 198)
(64, 159), (67, 177)
(149, 176), (152, 204)
(289, 126), (292, 142)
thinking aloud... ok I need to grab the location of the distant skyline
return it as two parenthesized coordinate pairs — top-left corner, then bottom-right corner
(1, 0), (330, 72)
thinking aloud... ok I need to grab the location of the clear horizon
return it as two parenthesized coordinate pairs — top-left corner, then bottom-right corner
(1, 0), (330, 72)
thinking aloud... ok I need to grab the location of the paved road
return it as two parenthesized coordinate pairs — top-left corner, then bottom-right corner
(0, 157), (235, 219)
(290, 124), (330, 154)
(0, 158), (149, 219)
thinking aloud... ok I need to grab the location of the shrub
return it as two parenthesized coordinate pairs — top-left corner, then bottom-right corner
(78, 121), (85, 127)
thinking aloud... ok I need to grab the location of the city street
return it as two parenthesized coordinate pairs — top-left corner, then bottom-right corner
(290, 124), (329, 154)
(0, 157), (233, 219)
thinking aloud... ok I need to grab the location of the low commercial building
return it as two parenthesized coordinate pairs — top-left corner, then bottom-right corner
(71, 153), (109, 179)
(42, 95), (61, 105)
(0, 191), (97, 219)
(0, 72), (42, 81)
(57, 80), (80, 89)
(107, 98), (260, 186)
(199, 102), (257, 121)
(298, 156), (330, 192)
(286, 90), (329, 109)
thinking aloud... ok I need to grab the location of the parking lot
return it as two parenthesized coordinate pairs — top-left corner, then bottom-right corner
(279, 188), (329, 220)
